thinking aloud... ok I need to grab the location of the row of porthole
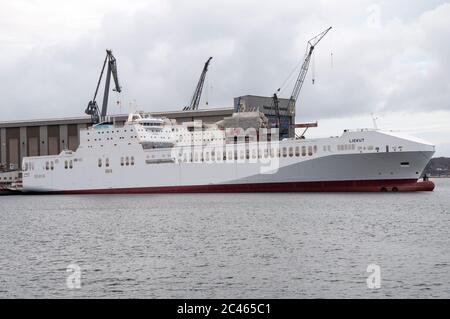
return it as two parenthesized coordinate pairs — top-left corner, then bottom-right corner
(141, 135), (170, 139)
(178, 136), (226, 142)
(64, 160), (73, 169)
(337, 144), (356, 151)
(23, 162), (35, 171)
(1, 176), (18, 180)
(98, 158), (110, 168)
(177, 145), (318, 162)
(45, 161), (54, 170)
(88, 129), (134, 135)
(41, 160), (73, 171)
(120, 156), (135, 166)
(88, 135), (149, 143)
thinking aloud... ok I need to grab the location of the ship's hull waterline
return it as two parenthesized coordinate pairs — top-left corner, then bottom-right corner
(22, 179), (434, 194)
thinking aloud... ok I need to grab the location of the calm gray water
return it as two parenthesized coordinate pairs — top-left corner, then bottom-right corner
(1, 179), (449, 298)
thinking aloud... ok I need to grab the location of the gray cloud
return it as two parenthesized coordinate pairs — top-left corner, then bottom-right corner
(0, 0), (449, 124)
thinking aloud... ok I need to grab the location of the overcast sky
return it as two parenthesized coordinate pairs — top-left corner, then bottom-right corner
(1, 0), (449, 155)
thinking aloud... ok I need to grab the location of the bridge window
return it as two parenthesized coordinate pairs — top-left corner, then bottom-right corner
(64, 160), (68, 169)
(289, 147), (294, 157)
(301, 146), (306, 156)
(308, 146), (313, 156)
(131, 156), (134, 165)
(98, 159), (102, 167)
(295, 146), (300, 156)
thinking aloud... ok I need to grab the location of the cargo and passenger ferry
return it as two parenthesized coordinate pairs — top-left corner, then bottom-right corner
(21, 112), (435, 193)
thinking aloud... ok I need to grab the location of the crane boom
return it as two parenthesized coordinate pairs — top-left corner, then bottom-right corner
(184, 57), (212, 111)
(290, 27), (331, 107)
(272, 93), (281, 129)
(101, 50), (121, 119)
(85, 49), (122, 123)
(270, 27), (331, 138)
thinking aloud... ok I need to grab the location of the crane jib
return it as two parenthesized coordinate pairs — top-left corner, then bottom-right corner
(290, 26), (332, 108)
(85, 49), (122, 124)
(184, 57), (213, 111)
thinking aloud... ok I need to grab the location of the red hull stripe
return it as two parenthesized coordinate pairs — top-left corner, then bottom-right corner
(33, 179), (435, 194)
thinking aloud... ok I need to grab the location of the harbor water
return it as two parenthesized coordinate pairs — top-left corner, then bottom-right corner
(0, 179), (449, 298)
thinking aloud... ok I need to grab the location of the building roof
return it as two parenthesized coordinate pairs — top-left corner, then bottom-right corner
(0, 107), (234, 128)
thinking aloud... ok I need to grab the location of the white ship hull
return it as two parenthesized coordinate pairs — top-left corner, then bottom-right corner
(21, 122), (436, 193)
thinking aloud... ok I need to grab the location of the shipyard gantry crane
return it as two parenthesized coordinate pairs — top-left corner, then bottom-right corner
(183, 57), (212, 111)
(85, 49), (122, 123)
(272, 27), (332, 134)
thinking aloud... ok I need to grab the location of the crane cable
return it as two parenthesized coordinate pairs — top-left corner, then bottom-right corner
(115, 90), (122, 114)
(330, 30), (334, 68)
(205, 73), (209, 106)
(312, 50), (316, 85)
(275, 28), (334, 99)
(275, 53), (307, 96)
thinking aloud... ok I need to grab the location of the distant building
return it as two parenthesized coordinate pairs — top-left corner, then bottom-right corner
(234, 95), (295, 139)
